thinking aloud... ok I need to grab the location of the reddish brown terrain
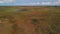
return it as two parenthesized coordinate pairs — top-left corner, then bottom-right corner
(0, 6), (60, 34)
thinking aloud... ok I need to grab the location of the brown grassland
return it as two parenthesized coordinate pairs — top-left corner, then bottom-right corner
(0, 6), (60, 34)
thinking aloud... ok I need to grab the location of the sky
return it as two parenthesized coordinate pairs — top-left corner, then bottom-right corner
(0, 0), (60, 6)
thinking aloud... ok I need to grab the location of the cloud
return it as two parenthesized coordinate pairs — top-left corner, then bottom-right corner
(40, 2), (51, 5)
(59, 0), (60, 1)
(0, 0), (15, 3)
(39, 0), (60, 5)
(0, 0), (60, 6)
(0, 1), (4, 3)
(4, 0), (15, 3)
(28, 0), (60, 5)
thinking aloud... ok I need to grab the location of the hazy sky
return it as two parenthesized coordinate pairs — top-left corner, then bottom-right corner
(0, 0), (60, 6)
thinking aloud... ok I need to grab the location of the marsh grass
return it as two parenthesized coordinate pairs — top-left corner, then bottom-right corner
(0, 6), (60, 34)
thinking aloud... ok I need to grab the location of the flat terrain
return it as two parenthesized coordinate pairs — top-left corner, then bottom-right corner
(0, 6), (60, 34)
